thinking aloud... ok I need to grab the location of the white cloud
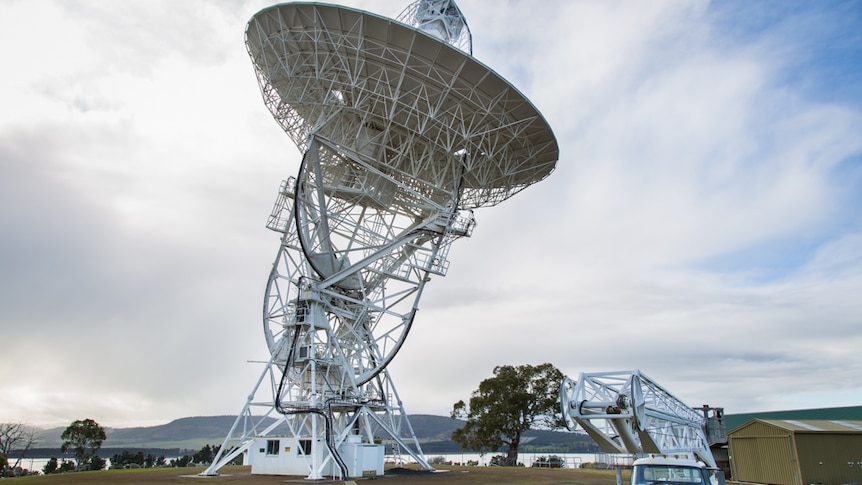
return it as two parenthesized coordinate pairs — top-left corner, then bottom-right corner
(0, 0), (860, 429)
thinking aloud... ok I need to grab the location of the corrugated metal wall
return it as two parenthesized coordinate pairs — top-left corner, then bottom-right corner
(730, 432), (799, 485)
(730, 420), (862, 485)
(795, 433), (862, 484)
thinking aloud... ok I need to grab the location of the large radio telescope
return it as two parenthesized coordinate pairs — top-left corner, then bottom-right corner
(204, 0), (557, 479)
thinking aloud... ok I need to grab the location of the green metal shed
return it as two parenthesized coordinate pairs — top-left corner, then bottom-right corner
(729, 419), (862, 485)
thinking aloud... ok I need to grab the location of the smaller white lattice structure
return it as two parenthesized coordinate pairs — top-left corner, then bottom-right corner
(560, 370), (717, 468)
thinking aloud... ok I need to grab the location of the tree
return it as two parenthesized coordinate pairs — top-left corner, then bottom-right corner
(450, 363), (565, 466)
(60, 418), (106, 470)
(44, 457), (77, 474)
(170, 455), (194, 467)
(193, 444), (216, 464)
(0, 422), (38, 470)
(110, 450), (144, 468)
(42, 457), (59, 475)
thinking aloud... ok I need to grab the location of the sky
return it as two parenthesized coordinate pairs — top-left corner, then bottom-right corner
(1, 0), (860, 430)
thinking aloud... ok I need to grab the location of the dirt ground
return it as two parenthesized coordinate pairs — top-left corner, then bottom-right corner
(12, 464), (628, 485)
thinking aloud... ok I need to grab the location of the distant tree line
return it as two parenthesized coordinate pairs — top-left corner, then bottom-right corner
(166, 444), (241, 468)
(109, 450), (168, 469)
(4, 417), (242, 476)
(43, 443), (239, 474)
(107, 444), (236, 469)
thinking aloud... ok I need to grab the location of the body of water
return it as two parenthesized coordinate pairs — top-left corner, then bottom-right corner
(12, 452), (628, 473)
(388, 452), (631, 469)
(6, 457), (51, 473)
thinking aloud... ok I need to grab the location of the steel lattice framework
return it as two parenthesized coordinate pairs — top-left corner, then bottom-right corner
(560, 370), (717, 468)
(248, 2), (557, 209)
(204, 0), (557, 479)
(395, 0), (472, 54)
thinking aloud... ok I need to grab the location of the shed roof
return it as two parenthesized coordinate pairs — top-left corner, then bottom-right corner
(732, 419), (862, 434)
(725, 405), (862, 431)
(763, 419), (862, 432)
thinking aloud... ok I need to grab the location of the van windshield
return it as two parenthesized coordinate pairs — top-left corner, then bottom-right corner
(632, 465), (706, 485)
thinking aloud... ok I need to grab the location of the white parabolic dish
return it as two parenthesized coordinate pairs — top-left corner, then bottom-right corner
(246, 2), (559, 209)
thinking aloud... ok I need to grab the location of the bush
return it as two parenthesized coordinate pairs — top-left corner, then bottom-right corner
(532, 455), (565, 468)
(488, 455), (524, 467)
(170, 455), (193, 467)
(89, 455), (107, 470)
(42, 458), (58, 475)
(42, 458), (81, 474)
(111, 450), (144, 468)
(579, 462), (611, 469)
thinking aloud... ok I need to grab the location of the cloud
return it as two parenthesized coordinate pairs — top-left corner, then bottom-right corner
(0, 0), (860, 430)
(0, 0), (286, 427)
(391, 0), (862, 417)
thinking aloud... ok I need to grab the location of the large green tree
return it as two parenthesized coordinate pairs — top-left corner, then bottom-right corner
(450, 363), (565, 466)
(60, 418), (106, 470)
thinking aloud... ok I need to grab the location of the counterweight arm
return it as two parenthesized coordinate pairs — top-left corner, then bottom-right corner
(560, 370), (718, 468)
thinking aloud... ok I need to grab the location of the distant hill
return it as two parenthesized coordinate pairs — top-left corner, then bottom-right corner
(405, 414), (464, 440)
(32, 415), (267, 454)
(106, 415), (244, 446)
(30, 414), (599, 456)
(29, 407), (862, 458)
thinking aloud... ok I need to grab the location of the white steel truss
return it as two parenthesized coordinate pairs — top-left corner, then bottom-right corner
(560, 370), (717, 468)
(396, 0), (473, 54)
(245, 1), (557, 209)
(204, 1), (557, 479)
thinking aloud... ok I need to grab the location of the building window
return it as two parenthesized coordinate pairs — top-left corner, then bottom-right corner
(266, 439), (280, 455)
(299, 439), (312, 456)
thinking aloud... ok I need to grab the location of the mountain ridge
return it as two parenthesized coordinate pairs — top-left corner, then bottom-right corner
(31, 414), (599, 454)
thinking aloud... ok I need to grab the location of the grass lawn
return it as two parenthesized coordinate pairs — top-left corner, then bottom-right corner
(11, 464), (628, 484)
